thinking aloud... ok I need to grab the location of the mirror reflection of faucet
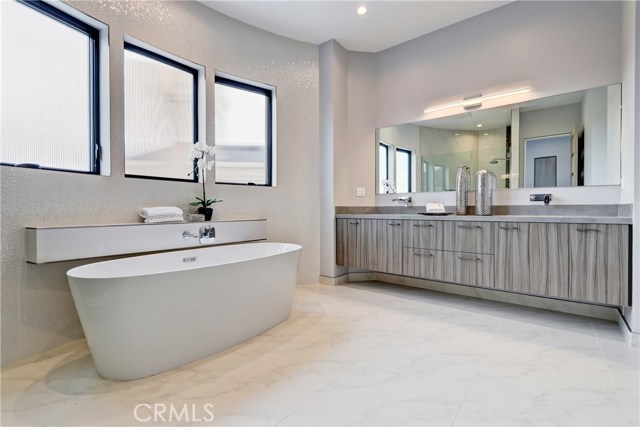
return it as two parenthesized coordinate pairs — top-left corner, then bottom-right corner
(392, 196), (412, 207)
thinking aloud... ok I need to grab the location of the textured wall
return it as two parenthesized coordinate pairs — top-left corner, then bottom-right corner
(0, 0), (319, 367)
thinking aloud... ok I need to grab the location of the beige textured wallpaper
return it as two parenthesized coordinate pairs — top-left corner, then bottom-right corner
(0, 0), (320, 367)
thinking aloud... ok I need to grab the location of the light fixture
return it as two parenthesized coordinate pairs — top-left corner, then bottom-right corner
(484, 133), (489, 136)
(357, 6), (367, 15)
(455, 133), (460, 136)
(423, 87), (530, 114)
(476, 124), (483, 128)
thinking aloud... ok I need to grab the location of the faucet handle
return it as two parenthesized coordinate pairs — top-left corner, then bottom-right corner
(199, 225), (216, 244)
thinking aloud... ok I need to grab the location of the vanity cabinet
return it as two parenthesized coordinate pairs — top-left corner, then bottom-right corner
(568, 224), (629, 305)
(336, 216), (630, 307)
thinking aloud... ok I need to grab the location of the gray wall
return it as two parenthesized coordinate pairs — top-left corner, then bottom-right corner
(341, 0), (624, 207)
(0, 0), (320, 367)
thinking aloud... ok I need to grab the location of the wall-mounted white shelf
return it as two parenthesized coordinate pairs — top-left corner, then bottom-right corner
(26, 219), (267, 264)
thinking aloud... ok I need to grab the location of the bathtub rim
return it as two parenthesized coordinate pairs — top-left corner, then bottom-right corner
(66, 242), (302, 280)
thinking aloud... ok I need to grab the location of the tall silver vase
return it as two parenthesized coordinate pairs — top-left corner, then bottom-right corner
(455, 165), (470, 215)
(476, 169), (496, 216)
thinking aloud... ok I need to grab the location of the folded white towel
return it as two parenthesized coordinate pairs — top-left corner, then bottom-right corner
(143, 215), (184, 224)
(139, 207), (184, 223)
(139, 206), (183, 218)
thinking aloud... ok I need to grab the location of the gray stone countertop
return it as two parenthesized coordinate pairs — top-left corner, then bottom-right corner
(335, 213), (632, 225)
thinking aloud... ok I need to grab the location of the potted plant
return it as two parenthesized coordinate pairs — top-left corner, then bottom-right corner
(189, 141), (222, 220)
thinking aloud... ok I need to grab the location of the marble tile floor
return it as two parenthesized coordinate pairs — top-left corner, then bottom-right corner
(2, 282), (638, 427)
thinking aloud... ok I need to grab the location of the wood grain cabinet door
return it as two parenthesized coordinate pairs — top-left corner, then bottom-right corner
(529, 223), (569, 298)
(354, 219), (378, 271)
(444, 221), (494, 254)
(402, 248), (444, 281)
(378, 220), (403, 274)
(569, 224), (629, 305)
(336, 218), (348, 266)
(444, 252), (494, 287)
(494, 222), (530, 293)
(402, 220), (442, 249)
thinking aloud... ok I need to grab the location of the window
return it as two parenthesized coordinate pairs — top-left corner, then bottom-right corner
(1, 0), (100, 173)
(378, 143), (390, 193)
(395, 147), (412, 193)
(215, 75), (274, 186)
(124, 42), (198, 181)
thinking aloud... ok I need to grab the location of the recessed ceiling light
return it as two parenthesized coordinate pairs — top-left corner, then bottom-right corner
(357, 6), (367, 15)
(476, 124), (483, 128)
(455, 133), (460, 136)
(484, 133), (489, 136)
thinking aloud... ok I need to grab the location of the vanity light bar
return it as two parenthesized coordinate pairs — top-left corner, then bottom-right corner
(423, 87), (531, 114)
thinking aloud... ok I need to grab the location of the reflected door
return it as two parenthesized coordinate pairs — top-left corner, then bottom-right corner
(524, 134), (572, 188)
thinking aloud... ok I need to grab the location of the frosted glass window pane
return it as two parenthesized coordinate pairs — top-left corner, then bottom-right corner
(124, 48), (195, 180)
(1, 1), (92, 171)
(396, 149), (410, 193)
(215, 82), (269, 185)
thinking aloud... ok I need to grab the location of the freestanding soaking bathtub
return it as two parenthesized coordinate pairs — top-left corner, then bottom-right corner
(67, 242), (302, 380)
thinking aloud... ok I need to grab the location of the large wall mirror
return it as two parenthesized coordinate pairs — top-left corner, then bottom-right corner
(376, 84), (622, 194)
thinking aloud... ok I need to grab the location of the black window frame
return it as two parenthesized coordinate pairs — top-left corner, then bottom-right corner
(0, 0), (101, 175)
(123, 42), (199, 183)
(214, 75), (274, 187)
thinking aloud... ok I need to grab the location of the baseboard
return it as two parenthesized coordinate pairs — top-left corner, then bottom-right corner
(342, 272), (619, 322)
(319, 274), (349, 286)
(617, 311), (640, 348)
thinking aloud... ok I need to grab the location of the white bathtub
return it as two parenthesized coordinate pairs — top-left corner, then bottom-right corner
(67, 242), (302, 380)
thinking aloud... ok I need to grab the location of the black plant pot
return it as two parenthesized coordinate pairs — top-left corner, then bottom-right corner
(197, 207), (213, 221)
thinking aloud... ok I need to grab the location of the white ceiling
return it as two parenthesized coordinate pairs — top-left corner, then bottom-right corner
(198, 1), (513, 53)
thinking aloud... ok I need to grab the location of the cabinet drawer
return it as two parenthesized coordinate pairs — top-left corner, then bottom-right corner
(443, 252), (494, 288)
(402, 248), (444, 281)
(444, 221), (494, 254)
(402, 220), (443, 250)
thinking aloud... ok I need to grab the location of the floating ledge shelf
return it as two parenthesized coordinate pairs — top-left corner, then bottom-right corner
(26, 219), (267, 264)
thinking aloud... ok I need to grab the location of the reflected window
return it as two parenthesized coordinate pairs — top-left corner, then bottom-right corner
(1, 0), (100, 173)
(379, 143), (390, 193)
(124, 42), (198, 181)
(395, 147), (412, 193)
(215, 76), (274, 186)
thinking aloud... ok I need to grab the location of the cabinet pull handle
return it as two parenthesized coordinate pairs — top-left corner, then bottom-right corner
(576, 228), (601, 232)
(413, 224), (433, 227)
(349, 221), (360, 225)
(388, 222), (401, 226)
(414, 251), (434, 257)
(457, 255), (480, 261)
(456, 224), (482, 229)
(498, 225), (519, 230)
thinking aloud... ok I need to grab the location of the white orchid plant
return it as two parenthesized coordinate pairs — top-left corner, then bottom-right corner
(189, 141), (222, 210)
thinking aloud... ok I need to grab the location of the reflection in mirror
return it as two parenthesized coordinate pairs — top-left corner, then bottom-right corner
(376, 84), (622, 194)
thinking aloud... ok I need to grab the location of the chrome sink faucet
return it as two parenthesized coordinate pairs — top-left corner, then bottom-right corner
(182, 225), (216, 244)
(392, 196), (412, 207)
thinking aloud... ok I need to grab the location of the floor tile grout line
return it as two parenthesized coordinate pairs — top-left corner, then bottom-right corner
(591, 320), (634, 426)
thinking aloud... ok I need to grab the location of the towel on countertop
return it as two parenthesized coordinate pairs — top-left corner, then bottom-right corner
(139, 206), (184, 224)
